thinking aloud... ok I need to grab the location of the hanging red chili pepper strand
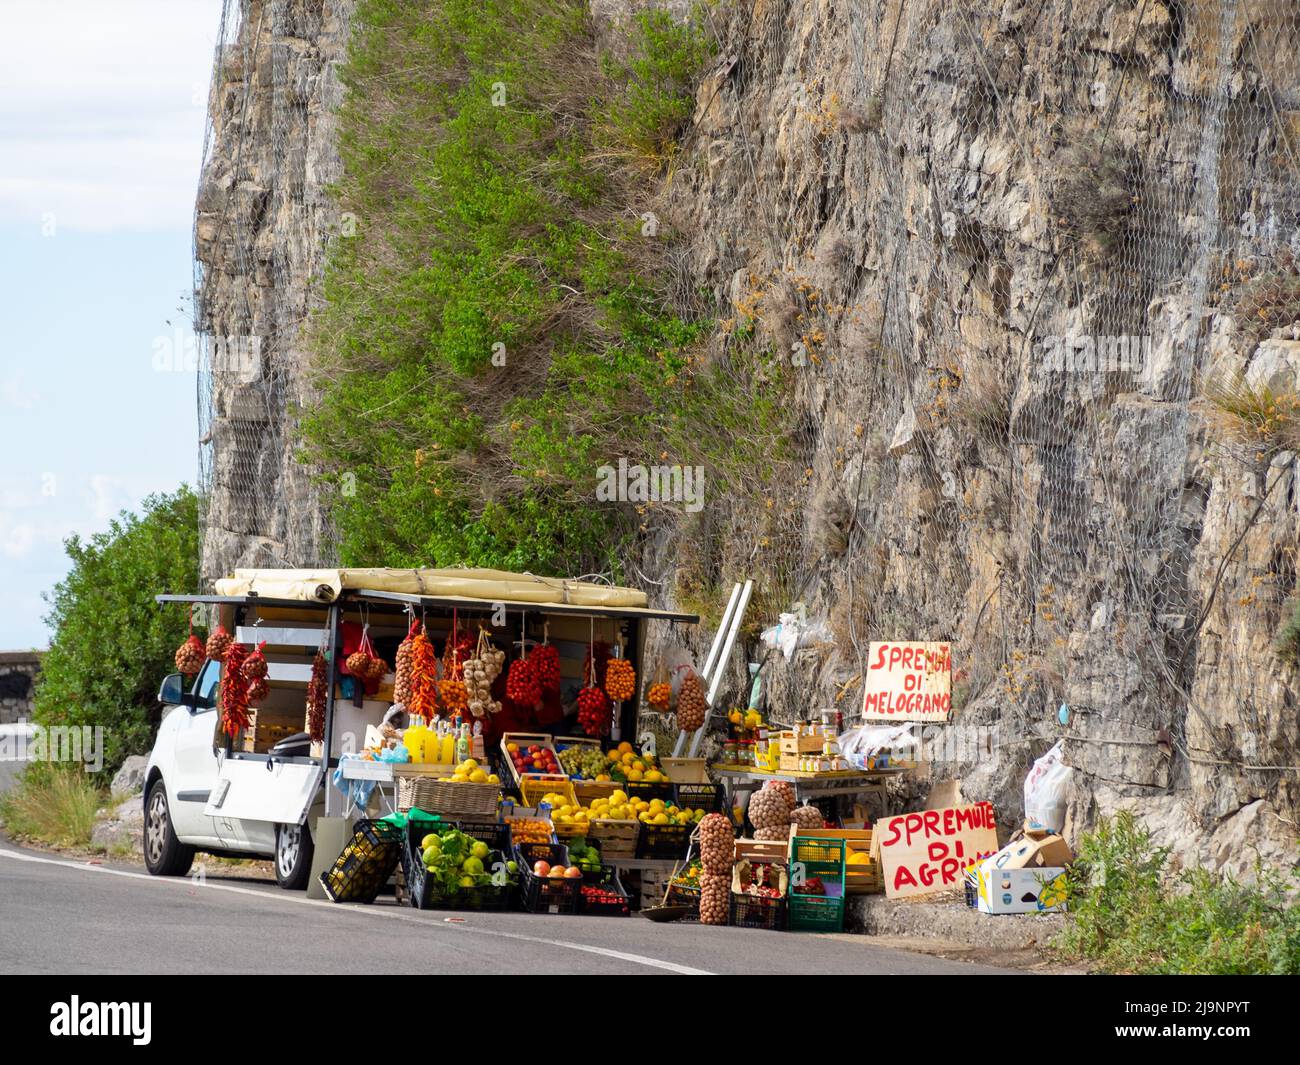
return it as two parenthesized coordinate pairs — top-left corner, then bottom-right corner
(220, 643), (252, 738)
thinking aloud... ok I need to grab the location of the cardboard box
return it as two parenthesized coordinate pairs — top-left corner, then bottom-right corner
(985, 833), (1073, 871)
(977, 863), (1068, 914)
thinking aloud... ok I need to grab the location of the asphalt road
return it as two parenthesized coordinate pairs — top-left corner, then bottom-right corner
(0, 841), (1012, 975)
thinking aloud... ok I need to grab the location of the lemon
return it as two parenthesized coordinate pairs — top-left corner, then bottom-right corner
(653, 813), (669, 825)
(469, 768), (488, 783)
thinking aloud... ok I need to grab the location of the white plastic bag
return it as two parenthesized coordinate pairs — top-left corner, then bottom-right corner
(1023, 740), (1073, 832)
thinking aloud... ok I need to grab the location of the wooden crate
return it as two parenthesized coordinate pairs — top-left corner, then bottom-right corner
(734, 838), (788, 866)
(589, 818), (640, 860)
(795, 828), (882, 894)
(500, 732), (561, 785)
(778, 731), (825, 756)
(240, 709), (301, 754)
(659, 756), (709, 783)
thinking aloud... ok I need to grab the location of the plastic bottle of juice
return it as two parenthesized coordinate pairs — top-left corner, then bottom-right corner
(439, 722), (455, 764)
(403, 718), (429, 763)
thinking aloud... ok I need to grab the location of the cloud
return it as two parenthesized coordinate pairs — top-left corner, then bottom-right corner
(0, 1), (224, 232)
(85, 475), (130, 525)
(0, 514), (36, 559)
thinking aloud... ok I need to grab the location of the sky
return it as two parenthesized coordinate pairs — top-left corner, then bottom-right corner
(0, 0), (225, 648)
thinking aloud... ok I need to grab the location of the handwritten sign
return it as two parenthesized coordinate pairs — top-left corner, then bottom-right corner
(861, 641), (952, 722)
(875, 802), (999, 898)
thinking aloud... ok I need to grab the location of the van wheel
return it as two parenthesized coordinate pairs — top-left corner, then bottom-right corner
(143, 780), (195, 877)
(275, 822), (314, 890)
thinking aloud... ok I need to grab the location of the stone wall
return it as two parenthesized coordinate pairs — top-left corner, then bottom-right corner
(0, 652), (43, 725)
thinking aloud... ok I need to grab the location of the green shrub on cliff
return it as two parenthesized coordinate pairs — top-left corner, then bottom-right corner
(303, 0), (787, 576)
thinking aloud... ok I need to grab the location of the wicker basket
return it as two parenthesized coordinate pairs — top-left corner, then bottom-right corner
(398, 776), (499, 820)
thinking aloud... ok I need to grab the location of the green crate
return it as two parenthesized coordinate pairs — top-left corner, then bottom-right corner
(788, 891), (846, 932)
(788, 836), (847, 933)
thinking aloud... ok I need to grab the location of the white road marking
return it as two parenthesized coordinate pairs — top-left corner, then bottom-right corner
(0, 845), (711, 975)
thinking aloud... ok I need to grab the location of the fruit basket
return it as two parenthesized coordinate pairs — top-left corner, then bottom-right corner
(787, 836), (847, 932)
(402, 820), (515, 911)
(514, 841), (582, 915)
(501, 733), (562, 783)
(320, 818), (405, 904)
(577, 866), (632, 917)
(398, 776), (500, 820)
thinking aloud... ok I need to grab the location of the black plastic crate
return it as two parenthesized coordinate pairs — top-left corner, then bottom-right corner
(449, 819), (512, 854)
(635, 821), (691, 860)
(514, 842), (581, 914)
(577, 866), (631, 917)
(729, 891), (787, 931)
(402, 821), (515, 911)
(320, 818), (404, 904)
(672, 781), (725, 813)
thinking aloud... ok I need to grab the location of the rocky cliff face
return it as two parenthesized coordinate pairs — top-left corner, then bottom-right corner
(194, 0), (351, 583)
(196, 0), (1299, 871)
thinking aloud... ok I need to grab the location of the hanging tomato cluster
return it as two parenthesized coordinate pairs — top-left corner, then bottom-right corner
(530, 642), (561, 694)
(604, 657), (636, 702)
(506, 656), (542, 707)
(220, 643), (252, 738)
(576, 684), (612, 736)
(306, 650), (327, 742)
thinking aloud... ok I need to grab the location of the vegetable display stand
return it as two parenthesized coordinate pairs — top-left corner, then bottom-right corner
(787, 836), (847, 932)
(519, 778), (586, 841)
(320, 818), (404, 904)
(578, 866), (632, 917)
(402, 826), (514, 911)
(514, 841), (581, 914)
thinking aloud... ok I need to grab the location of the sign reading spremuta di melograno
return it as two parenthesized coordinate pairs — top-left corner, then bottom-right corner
(861, 641), (952, 722)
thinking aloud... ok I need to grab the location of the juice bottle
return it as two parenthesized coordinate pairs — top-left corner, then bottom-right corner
(403, 718), (428, 763)
(439, 722), (455, 764)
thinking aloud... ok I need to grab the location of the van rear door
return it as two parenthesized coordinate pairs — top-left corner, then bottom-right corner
(203, 755), (322, 853)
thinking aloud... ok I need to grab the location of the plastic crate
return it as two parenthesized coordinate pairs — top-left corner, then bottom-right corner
(320, 818), (404, 904)
(672, 781), (725, 813)
(787, 836), (847, 932)
(514, 842), (581, 914)
(401, 820), (515, 911)
(636, 821), (692, 860)
(578, 866), (632, 917)
(729, 891), (786, 931)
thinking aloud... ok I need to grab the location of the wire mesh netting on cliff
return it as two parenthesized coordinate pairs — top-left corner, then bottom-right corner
(677, 0), (1300, 798)
(193, 0), (336, 579)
